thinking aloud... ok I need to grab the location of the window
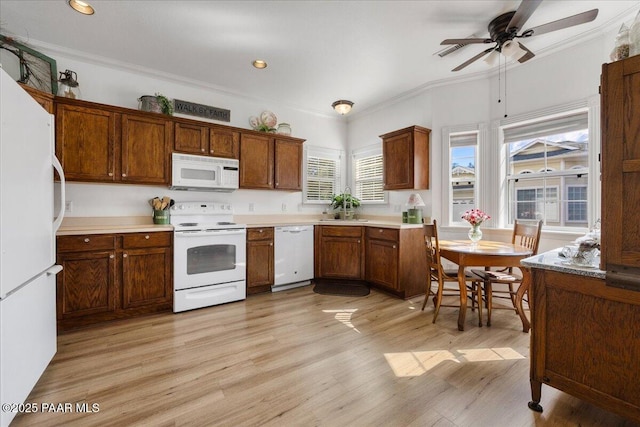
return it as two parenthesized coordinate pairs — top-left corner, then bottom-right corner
(449, 131), (478, 223)
(352, 145), (385, 203)
(504, 110), (589, 228)
(303, 147), (342, 204)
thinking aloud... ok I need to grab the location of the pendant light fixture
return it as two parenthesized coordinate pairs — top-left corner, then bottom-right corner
(332, 100), (354, 115)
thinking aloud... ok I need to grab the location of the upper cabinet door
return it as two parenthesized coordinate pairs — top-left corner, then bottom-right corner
(600, 55), (640, 291)
(56, 103), (116, 182)
(239, 133), (274, 189)
(380, 125), (430, 190)
(174, 122), (208, 154)
(274, 138), (303, 190)
(121, 113), (172, 185)
(210, 128), (240, 159)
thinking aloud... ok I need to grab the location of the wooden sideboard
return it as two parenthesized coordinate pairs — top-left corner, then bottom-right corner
(528, 268), (640, 423)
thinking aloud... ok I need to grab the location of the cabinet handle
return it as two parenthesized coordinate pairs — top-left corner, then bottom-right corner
(201, 148), (205, 152)
(84, 238), (90, 243)
(259, 229), (263, 233)
(108, 172), (113, 177)
(122, 173), (127, 177)
(109, 254), (115, 259)
(357, 240), (361, 243)
(379, 229), (383, 233)
(270, 243), (273, 246)
(145, 235), (150, 239)
(393, 245), (397, 249)
(123, 253), (128, 258)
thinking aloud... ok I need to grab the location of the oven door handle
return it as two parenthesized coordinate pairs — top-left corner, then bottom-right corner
(175, 229), (246, 237)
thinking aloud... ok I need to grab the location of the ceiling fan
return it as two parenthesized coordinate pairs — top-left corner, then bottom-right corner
(441, 0), (599, 72)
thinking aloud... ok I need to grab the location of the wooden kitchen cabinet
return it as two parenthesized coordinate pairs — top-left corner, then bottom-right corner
(600, 55), (640, 291)
(210, 127), (240, 159)
(274, 138), (303, 190)
(173, 121), (240, 159)
(55, 101), (116, 182)
(121, 232), (172, 309)
(19, 83), (54, 113)
(121, 113), (171, 185)
(365, 226), (427, 298)
(529, 268), (640, 423)
(246, 227), (274, 294)
(314, 226), (364, 280)
(380, 125), (430, 190)
(56, 231), (173, 331)
(56, 234), (117, 325)
(240, 133), (274, 189)
(56, 98), (172, 185)
(239, 133), (304, 190)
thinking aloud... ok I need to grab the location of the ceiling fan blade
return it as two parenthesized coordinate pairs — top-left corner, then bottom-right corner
(523, 9), (598, 37)
(517, 42), (535, 63)
(452, 47), (495, 72)
(441, 38), (493, 45)
(507, 0), (543, 32)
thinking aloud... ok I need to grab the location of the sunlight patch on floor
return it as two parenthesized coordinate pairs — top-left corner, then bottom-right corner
(384, 347), (526, 377)
(322, 309), (360, 333)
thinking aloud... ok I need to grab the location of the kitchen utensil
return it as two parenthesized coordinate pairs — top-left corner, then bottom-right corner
(160, 196), (171, 210)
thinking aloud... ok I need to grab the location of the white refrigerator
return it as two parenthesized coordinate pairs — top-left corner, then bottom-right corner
(0, 67), (65, 427)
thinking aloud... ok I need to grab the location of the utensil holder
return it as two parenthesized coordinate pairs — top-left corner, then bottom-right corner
(153, 209), (169, 224)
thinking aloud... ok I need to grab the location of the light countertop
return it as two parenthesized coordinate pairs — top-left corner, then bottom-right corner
(57, 214), (426, 235)
(521, 248), (605, 279)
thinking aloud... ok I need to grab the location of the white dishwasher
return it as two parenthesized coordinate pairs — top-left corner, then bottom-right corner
(273, 226), (314, 291)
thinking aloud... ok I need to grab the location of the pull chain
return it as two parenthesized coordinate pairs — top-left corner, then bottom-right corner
(504, 58), (508, 118)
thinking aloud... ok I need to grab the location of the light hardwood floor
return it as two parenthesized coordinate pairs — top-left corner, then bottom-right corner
(13, 286), (640, 427)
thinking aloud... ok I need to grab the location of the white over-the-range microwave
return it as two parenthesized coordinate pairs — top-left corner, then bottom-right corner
(170, 153), (239, 192)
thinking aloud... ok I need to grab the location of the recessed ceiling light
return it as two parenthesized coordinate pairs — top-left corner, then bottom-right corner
(252, 60), (267, 69)
(68, 0), (95, 15)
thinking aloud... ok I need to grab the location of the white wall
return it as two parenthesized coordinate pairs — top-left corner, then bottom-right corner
(346, 25), (627, 248)
(46, 49), (347, 217)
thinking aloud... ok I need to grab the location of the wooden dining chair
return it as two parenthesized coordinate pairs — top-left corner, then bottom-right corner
(422, 220), (481, 326)
(471, 219), (542, 326)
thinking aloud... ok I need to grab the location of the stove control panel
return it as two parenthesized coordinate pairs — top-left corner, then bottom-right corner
(170, 202), (233, 215)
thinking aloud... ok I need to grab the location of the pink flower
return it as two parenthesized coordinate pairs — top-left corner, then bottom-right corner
(461, 208), (490, 226)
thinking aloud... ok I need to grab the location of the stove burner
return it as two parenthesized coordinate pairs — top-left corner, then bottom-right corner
(217, 221), (236, 225)
(179, 222), (198, 227)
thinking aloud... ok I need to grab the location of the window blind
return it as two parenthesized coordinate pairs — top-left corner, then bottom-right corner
(304, 147), (342, 204)
(353, 145), (384, 203)
(503, 111), (588, 144)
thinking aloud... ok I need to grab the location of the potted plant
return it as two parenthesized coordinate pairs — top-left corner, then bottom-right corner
(331, 193), (361, 219)
(138, 93), (174, 115)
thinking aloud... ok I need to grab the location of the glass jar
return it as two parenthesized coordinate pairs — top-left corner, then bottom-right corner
(276, 123), (291, 135)
(630, 11), (640, 56)
(611, 23), (630, 62)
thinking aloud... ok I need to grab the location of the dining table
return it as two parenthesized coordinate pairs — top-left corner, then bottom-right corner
(438, 240), (533, 332)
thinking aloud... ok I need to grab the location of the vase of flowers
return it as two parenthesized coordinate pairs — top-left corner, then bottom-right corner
(461, 208), (490, 243)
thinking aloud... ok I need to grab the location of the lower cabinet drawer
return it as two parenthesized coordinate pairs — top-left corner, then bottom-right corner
(57, 234), (116, 252)
(366, 227), (399, 242)
(122, 232), (172, 249)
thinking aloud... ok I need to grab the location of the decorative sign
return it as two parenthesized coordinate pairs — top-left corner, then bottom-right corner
(173, 99), (230, 122)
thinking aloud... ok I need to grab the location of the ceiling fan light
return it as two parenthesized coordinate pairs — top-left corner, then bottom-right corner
(502, 41), (527, 59)
(332, 100), (354, 115)
(484, 50), (499, 66)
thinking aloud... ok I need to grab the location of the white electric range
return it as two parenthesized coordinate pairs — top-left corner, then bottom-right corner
(170, 202), (246, 312)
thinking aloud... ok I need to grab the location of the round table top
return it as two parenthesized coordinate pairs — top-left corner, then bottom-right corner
(439, 240), (532, 256)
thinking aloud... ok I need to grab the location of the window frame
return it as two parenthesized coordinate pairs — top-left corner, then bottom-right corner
(442, 124), (485, 226)
(351, 144), (386, 205)
(497, 99), (600, 231)
(302, 146), (343, 205)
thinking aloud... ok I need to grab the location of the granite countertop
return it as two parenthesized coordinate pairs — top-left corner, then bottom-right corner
(57, 215), (425, 236)
(521, 248), (605, 279)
